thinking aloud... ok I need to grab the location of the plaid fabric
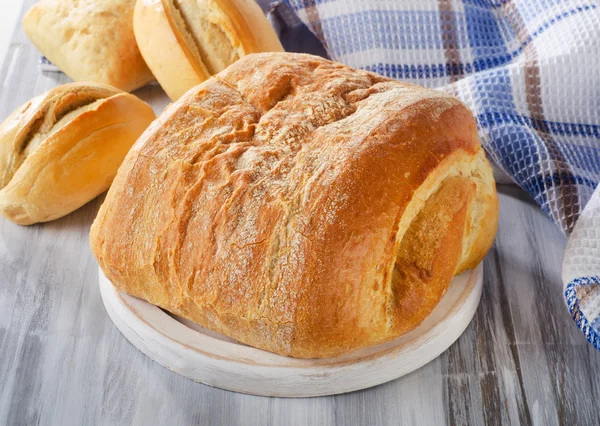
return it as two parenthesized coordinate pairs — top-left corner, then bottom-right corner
(40, 56), (61, 72)
(271, 0), (600, 348)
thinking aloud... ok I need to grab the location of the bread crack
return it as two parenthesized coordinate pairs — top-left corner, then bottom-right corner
(0, 85), (121, 191)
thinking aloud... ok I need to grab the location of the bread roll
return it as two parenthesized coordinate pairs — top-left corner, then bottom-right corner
(23, 0), (154, 92)
(0, 83), (156, 225)
(91, 53), (498, 358)
(133, 0), (284, 100)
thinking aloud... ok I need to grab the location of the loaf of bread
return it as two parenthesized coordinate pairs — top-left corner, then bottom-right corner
(133, 0), (284, 100)
(0, 83), (156, 225)
(91, 53), (498, 358)
(23, 0), (154, 92)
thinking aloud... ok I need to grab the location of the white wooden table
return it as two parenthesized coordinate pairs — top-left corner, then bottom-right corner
(1, 1), (600, 425)
(0, 2), (21, 69)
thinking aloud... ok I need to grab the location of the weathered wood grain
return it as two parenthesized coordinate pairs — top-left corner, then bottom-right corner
(1, 1), (599, 425)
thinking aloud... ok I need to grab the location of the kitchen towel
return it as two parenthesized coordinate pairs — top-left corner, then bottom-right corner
(270, 0), (600, 348)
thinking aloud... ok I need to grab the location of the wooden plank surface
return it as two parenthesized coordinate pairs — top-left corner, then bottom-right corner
(1, 1), (599, 425)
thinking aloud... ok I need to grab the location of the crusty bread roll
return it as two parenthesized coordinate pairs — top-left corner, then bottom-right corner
(133, 0), (284, 100)
(23, 0), (154, 92)
(91, 53), (498, 358)
(0, 83), (156, 225)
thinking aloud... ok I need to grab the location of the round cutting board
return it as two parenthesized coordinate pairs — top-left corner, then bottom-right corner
(99, 265), (483, 397)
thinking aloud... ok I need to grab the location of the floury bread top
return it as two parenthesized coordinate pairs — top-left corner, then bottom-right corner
(23, 0), (155, 92)
(90, 52), (498, 358)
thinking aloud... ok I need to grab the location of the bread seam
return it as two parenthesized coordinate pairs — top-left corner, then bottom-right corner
(383, 149), (489, 329)
(160, 0), (212, 80)
(161, 0), (246, 77)
(1, 87), (120, 190)
(27, 119), (134, 188)
(24, 98), (108, 157)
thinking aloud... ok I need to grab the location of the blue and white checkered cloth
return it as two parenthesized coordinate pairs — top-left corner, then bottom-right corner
(270, 0), (600, 349)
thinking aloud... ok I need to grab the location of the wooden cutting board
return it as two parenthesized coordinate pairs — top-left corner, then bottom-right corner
(99, 264), (482, 397)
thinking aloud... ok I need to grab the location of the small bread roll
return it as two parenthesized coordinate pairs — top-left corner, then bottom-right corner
(133, 0), (284, 100)
(0, 83), (156, 225)
(23, 0), (155, 92)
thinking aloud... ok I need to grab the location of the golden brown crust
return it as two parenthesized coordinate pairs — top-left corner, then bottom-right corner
(91, 53), (498, 358)
(23, 0), (154, 92)
(0, 83), (156, 225)
(0, 83), (121, 189)
(133, 0), (284, 100)
(216, 0), (287, 53)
